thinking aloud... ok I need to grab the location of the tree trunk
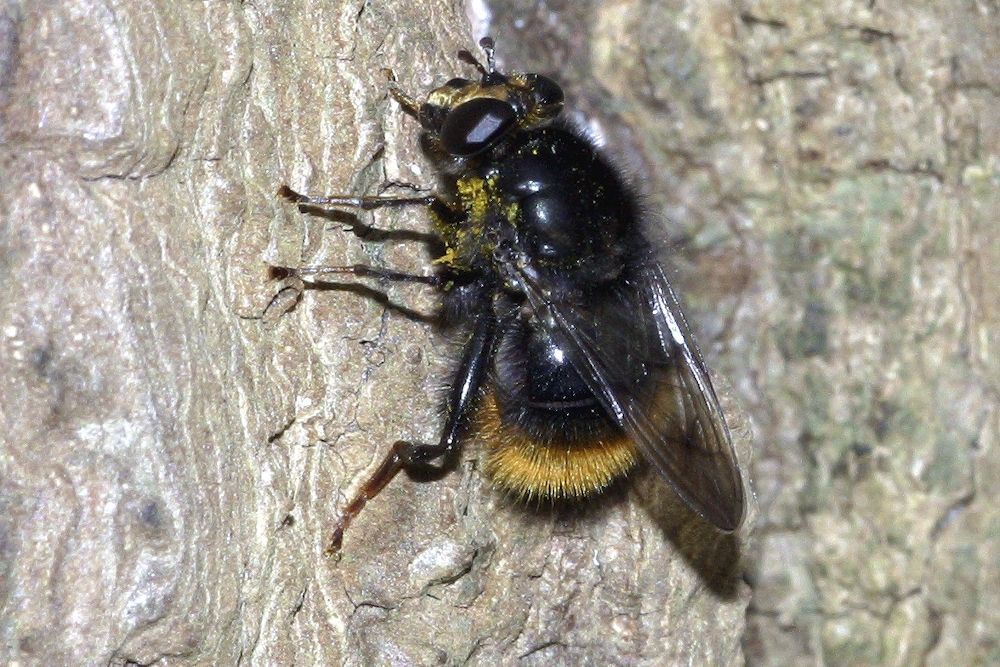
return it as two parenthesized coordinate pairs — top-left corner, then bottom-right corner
(1, 0), (995, 665)
(0, 1), (751, 664)
(488, 0), (996, 664)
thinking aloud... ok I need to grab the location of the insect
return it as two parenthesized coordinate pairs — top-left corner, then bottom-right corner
(277, 37), (745, 554)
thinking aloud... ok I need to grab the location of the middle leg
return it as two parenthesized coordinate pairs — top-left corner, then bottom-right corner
(293, 264), (442, 287)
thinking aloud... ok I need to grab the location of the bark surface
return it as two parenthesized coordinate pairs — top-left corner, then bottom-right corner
(485, 1), (996, 664)
(1, 1), (995, 666)
(1, 1), (750, 664)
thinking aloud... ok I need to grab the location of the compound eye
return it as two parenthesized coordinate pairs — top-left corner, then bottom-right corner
(530, 75), (564, 107)
(440, 98), (516, 157)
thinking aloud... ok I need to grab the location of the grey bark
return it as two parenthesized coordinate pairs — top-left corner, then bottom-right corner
(1, 0), (996, 666)
(0, 1), (753, 665)
(485, 0), (996, 665)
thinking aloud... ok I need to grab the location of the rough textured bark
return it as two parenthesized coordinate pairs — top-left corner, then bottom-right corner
(486, 0), (996, 665)
(1, 0), (995, 665)
(0, 1), (755, 664)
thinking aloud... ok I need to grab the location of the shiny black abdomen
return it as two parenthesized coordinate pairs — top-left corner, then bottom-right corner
(492, 310), (617, 443)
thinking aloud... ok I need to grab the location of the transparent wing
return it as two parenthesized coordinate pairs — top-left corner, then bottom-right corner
(515, 259), (746, 530)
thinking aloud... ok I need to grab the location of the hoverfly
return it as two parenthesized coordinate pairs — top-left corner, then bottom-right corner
(277, 38), (745, 553)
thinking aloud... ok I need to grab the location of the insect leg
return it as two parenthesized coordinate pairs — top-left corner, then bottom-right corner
(293, 264), (442, 286)
(278, 185), (437, 210)
(327, 313), (496, 555)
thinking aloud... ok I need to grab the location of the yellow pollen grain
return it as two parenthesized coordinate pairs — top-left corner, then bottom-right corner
(505, 201), (520, 225)
(456, 176), (490, 224)
(433, 246), (458, 266)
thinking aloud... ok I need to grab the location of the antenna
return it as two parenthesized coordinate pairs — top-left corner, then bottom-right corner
(458, 36), (499, 80)
(457, 49), (488, 78)
(479, 36), (496, 73)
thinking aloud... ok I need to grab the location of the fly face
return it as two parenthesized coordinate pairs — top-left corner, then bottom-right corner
(410, 38), (564, 159)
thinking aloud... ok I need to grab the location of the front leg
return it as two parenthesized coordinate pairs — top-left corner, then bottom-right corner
(278, 184), (438, 211)
(327, 312), (496, 555)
